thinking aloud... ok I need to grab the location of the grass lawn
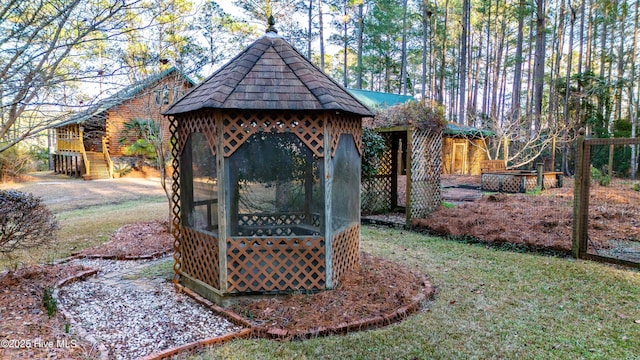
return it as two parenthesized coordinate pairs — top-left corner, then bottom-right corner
(195, 226), (640, 360)
(2, 175), (638, 359)
(1, 198), (168, 269)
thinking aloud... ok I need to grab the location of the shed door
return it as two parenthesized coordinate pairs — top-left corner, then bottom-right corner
(452, 142), (467, 175)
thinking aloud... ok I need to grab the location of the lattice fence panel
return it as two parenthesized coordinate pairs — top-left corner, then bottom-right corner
(361, 133), (393, 214)
(330, 114), (362, 157)
(331, 223), (360, 286)
(500, 176), (521, 193)
(410, 129), (442, 220)
(169, 116), (182, 283)
(221, 111), (324, 157)
(543, 174), (560, 189)
(524, 176), (538, 191)
(481, 174), (523, 193)
(180, 227), (220, 289)
(226, 237), (325, 293)
(480, 174), (500, 191)
(175, 111), (217, 157)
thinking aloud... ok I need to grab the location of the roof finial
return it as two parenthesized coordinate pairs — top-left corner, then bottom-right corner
(266, 15), (277, 34)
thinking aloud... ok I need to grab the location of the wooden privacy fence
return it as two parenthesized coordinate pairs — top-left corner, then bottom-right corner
(573, 131), (640, 268)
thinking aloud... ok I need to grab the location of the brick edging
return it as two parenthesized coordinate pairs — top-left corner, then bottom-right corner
(251, 275), (436, 340)
(139, 328), (253, 360)
(53, 249), (171, 265)
(52, 262), (435, 359)
(176, 274), (435, 342)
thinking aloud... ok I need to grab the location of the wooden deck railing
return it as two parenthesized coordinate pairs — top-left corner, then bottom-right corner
(102, 137), (113, 178)
(57, 135), (84, 152)
(80, 146), (90, 177)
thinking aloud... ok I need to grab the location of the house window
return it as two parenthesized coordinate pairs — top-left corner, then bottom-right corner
(162, 86), (169, 105)
(172, 87), (185, 104)
(155, 90), (161, 105)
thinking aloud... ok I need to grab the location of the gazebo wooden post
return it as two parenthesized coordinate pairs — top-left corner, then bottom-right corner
(405, 123), (413, 226)
(323, 115), (334, 289)
(391, 134), (399, 209)
(216, 113), (229, 293)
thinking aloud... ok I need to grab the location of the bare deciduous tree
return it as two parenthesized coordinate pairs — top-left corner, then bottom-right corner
(0, 0), (145, 153)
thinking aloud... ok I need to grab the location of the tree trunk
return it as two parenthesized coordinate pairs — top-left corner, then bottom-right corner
(525, 18), (534, 132)
(550, 0), (566, 133)
(458, 0), (469, 124)
(400, 0), (409, 95)
(421, 1), (430, 98)
(631, 0), (639, 180)
(482, 0), (491, 116)
(439, 0), (449, 105)
(308, 0), (313, 59)
(562, 4), (576, 175)
(319, 0), (325, 71)
(511, 0), (526, 125)
(343, 1), (348, 87)
(615, 4), (626, 124)
(356, 1), (363, 88)
(576, 0), (586, 128)
(585, 0), (593, 72)
(533, 0), (548, 134)
(490, 15), (506, 122)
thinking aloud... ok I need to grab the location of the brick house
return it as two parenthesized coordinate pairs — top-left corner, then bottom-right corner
(51, 67), (195, 179)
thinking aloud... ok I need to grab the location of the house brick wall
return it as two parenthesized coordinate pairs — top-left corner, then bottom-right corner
(106, 74), (192, 156)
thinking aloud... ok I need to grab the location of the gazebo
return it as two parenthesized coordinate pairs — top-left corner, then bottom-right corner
(163, 29), (373, 304)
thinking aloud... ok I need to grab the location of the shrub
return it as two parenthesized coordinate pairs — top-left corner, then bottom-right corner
(28, 145), (50, 171)
(590, 166), (611, 187)
(42, 286), (57, 318)
(0, 146), (32, 182)
(0, 190), (58, 257)
(362, 128), (386, 178)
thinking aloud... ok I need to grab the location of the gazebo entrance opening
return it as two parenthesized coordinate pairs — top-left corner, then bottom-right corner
(228, 132), (323, 237)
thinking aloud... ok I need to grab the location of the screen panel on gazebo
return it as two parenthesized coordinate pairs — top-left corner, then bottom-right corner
(226, 237), (326, 293)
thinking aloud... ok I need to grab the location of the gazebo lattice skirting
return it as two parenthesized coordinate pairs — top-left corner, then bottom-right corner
(169, 109), (362, 301)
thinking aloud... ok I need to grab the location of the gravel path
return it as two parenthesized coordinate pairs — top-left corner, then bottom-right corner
(57, 258), (244, 360)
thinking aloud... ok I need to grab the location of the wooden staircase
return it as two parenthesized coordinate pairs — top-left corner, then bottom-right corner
(84, 151), (111, 180)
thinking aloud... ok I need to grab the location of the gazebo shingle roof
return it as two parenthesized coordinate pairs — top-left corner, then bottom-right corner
(164, 32), (373, 117)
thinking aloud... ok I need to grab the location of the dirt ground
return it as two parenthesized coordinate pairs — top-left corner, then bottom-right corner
(0, 171), (167, 213)
(419, 175), (640, 257)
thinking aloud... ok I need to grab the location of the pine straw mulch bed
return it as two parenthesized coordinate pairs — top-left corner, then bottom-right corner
(0, 263), (96, 360)
(73, 220), (173, 259)
(229, 252), (434, 339)
(415, 182), (640, 254)
(1, 221), (434, 359)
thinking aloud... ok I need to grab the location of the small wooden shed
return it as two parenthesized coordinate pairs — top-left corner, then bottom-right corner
(441, 123), (492, 176)
(163, 30), (373, 304)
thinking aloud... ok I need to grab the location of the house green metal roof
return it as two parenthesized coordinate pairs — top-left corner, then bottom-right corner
(444, 123), (494, 137)
(349, 88), (493, 137)
(346, 88), (415, 110)
(55, 67), (196, 128)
